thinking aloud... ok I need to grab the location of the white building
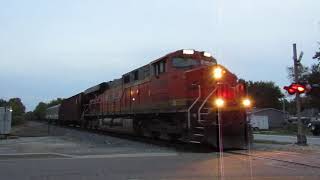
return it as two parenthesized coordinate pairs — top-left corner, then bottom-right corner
(248, 108), (288, 130)
(0, 107), (12, 135)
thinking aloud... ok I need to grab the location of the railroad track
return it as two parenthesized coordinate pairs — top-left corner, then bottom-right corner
(46, 121), (214, 153)
(44, 121), (320, 169)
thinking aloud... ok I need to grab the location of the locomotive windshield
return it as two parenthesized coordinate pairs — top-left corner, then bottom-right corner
(172, 58), (199, 68)
(172, 57), (216, 69)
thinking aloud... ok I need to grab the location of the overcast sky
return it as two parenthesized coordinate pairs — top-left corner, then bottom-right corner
(0, 0), (319, 110)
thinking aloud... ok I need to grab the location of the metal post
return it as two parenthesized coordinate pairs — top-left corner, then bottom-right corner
(216, 83), (224, 180)
(293, 43), (307, 145)
(3, 107), (7, 139)
(282, 98), (286, 120)
(217, 108), (225, 180)
(48, 119), (50, 135)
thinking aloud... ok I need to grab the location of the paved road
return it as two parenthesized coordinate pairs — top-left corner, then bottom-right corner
(0, 152), (319, 180)
(2, 121), (319, 180)
(254, 134), (320, 145)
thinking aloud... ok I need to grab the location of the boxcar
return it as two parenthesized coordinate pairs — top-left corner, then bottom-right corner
(59, 93), (84, 125)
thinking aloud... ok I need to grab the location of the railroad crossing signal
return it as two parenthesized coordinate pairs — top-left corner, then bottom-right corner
(291, 44), (307, 146)
(297, 51), (304, 63)
(283, 83), (307, 95)
(284, 83), (319, 95)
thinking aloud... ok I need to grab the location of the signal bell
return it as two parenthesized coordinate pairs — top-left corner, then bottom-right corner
(283, 83), (306, 95)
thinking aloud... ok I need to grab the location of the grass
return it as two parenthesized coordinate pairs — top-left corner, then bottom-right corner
(254, 130), (313, 136)
(254, 130), (296, 136)
(254, 139), (291, 145)
(253, 124), (313, 136)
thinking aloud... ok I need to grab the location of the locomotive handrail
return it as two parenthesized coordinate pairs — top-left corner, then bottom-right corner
(81, 104), (90, 120)
(119, 88), (126, 112)
(187, 84), (201, 129)
(197, 86), (219, 124)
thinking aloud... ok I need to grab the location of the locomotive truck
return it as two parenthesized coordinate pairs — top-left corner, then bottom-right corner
(46, 49), (252, 149)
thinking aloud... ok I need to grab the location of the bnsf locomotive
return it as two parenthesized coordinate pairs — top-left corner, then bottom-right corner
(46, 49), (252, 149)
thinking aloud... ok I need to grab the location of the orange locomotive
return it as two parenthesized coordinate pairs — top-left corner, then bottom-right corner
(50, 49), (252, 149)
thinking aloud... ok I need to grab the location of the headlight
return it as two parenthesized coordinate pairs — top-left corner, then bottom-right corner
(203, 52), (211, 57)
(215, 98), (225, 108)
(213, 67), (223, 79)
(183, 49), (194, 55)
(242, 98), (251, 107)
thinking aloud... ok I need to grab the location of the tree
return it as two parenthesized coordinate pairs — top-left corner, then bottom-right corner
(7, 98), (26, 125)
(0, 99), (7, 107)
(313, 43), (320, 63)
(306, 45), (320, 109)
(47, 98), (63, 108)
(33, 102), (47, 120)
(24, 111), (35, 121)
(286, 46), (320, 111)
(287, 64), (309, 83)
(305, 64), (320, 109)
(291, 46), (320, 111)
(247, 81), (284, 109)
(32, 98), (63, 120)
(8, 98), (25, 116)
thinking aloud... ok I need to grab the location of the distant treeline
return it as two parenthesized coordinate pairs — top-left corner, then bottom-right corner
(32, 98), (64, 120)
(0, 98), (64, 125)
(0, 98), (26, 125)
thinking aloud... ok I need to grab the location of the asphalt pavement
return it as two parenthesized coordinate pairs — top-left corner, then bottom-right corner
(1, 121), (319, 180)
(0, 151), (320, 180)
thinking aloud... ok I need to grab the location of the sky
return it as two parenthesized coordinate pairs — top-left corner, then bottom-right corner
(0, 0), (319, 111)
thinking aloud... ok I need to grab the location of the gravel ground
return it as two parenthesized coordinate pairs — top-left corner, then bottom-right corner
(10, 121), (51, 137)
(1, 121), (175, 156)
(2, 121), (320, 157)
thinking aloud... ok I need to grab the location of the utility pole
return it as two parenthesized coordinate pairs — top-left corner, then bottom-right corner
(293, 43), (307, 145)
(282, 98), (286, 120)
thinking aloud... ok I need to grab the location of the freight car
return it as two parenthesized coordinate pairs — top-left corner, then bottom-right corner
(45, 104), (60, 121)
(48, 49), (252, 149)
(58, 93), (84, 126)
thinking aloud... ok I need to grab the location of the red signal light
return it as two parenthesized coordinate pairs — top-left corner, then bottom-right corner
(296, 86), (305, 93)
(284, 83), (306, 95)
(292, 83), (306, 94)
(284, 86), (295, 95)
